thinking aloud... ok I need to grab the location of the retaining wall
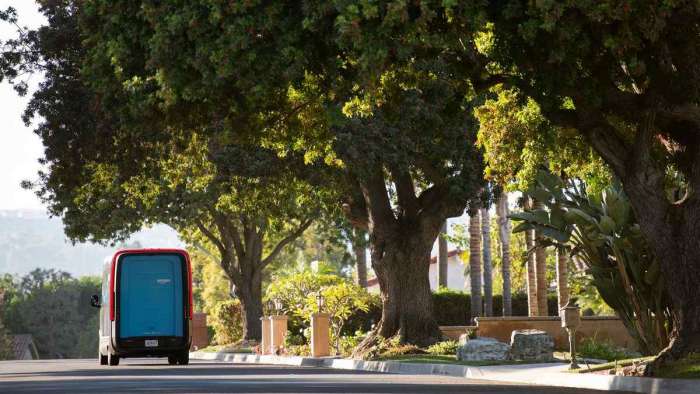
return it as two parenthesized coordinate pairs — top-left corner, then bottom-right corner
(474, 316), (636, 350)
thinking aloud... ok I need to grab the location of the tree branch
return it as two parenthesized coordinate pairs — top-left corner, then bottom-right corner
(260, 215), (316, 269)
(359, 164), (396, 231)
(390, 165), (419, 218)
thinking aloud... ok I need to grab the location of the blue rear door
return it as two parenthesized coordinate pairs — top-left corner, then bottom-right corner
(118, 254), (184, 338)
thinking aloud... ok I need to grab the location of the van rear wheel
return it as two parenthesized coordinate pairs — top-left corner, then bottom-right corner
(178, 351), (189, 365)
(100, 353), (108, 365)
(168, 356), (178, 365)
(108, 354), (120, 366)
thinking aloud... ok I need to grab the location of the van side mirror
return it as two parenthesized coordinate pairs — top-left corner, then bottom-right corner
(90, 294), (101, 308)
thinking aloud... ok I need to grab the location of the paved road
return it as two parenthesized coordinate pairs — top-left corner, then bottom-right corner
(0, 358), (630, 393)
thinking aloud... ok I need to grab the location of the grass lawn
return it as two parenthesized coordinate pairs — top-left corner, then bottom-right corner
(568, 356), (655, 374)
(377, 354), (563, 367)
(195, 343), (254, 354)
(655, 354), (700, 379)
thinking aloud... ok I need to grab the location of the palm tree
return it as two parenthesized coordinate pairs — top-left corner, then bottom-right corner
(481, 208), (493, 317)
(524, 198), (539, 316)
(469, 211), (482, 322)
(555, 246), (569, 310)
(533, 200), (549, 316)
(438, 221), (448, 288)
(496, 194), (512, 316)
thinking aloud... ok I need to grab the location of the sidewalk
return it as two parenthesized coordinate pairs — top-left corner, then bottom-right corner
(190, 351), (696, 393)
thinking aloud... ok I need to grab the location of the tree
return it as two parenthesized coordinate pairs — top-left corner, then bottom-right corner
(469, 211), (482, 322)
(511, 171), (672, 355)
(438, 221), (448, 288)
(523, 203), (538, 317)
(555, 247), (570, 311)
(352, 229), (368, 288)
(532, 201), (549, 316)
(1, 269), (99, 359)
(0, 2), (332, 343)
(482, 0), (700, 364)
(481, 208), (493, 317)
(496, 194), (512, 316)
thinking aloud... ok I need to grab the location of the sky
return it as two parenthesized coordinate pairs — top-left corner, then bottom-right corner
(0, 1), (46, 211)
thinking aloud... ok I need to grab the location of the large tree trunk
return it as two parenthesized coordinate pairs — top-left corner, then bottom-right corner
(555, 247), (569, 311)
(438, 221), (448, 288)
(233, 267), (263, 342)
(366, 228), (442, 347)
(469, 211), (482, 322)
(480, 208), (493, 317)
(496, 194), (512, 316)
(525, 227), (538, 317)
(353, 228), (368, 288)
(622, 175), (700, 368)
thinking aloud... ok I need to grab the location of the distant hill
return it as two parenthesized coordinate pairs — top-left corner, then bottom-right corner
(0, 209), (183, 277)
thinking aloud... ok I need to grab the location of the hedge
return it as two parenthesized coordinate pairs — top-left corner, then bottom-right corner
(432, 290), (560, 325)
(341, 290), (561, 335)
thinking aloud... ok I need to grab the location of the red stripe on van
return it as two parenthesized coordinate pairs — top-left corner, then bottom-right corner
(109, 248), (193, 321)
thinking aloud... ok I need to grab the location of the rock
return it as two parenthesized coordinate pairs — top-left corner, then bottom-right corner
(456, 337), (511, 361)
(509, 329), (555, 361)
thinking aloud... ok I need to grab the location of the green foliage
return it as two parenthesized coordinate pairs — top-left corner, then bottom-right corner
(337, 330), (368, 358)
(475, 87), (611, 192)
(210, 300), (243, 346)
(426, 340), (458, 356)
(0, 320), (12, 360)
(1, 269), (99, 358)
(511, 171), (672, 355)
(432, 288), (558, 324)
(266, 267), (370, 353)
(577, 336), (638, 362)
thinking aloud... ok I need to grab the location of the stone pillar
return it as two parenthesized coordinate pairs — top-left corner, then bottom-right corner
(191, 312), (209, 350)
(311, 313), (331, 357)
(269, 315), (288, 355)
(260, 316), (272, 355)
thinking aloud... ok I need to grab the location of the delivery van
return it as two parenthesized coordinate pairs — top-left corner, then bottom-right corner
(90, 249), (193, 366)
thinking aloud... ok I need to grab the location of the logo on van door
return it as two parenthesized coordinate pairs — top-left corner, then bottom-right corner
(156, 279), (171, 285)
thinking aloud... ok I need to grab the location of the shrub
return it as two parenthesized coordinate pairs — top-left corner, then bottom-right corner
(432, 290), (560, 325)
(427, 340), (458, 356)
(338, 330), (368, 357)
(210, 300), (243, 345)
(578, 336), (638, 361)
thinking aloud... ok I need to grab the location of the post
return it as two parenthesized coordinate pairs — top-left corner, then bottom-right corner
(311, 313), (331, 357)
(560, 301), (581, 370)
(260, 316), (272, 355)
(269, 315), (288, 355)
(438, 221), (448, 288)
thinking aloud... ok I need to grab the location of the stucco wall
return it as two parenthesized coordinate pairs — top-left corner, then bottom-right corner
(475, 316), (637, 350)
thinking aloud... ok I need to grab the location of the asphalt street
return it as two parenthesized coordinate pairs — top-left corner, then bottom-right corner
(0, 358), (631, 393)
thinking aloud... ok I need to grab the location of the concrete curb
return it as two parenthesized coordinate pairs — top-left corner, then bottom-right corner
(190, 351), (695, 393)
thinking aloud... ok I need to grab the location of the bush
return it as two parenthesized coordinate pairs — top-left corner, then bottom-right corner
(578, 336), (638, 361)
(432, 289), (560, 325)
(426, 340), (458, 356)
(210, 300), (243, 345)
(343, 295), (381, 335)
(338, 330), (368, 357)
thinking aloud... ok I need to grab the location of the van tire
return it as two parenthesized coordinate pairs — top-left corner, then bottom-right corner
(168, 356), (178, 365)
(178, 352), (189, 365)
(108, 354), (120, 366)
(100, 353), (108, 365)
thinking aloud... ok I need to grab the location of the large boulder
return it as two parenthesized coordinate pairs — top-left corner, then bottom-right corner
(510, 329), (555, 361)
(456, 337), (511, 361)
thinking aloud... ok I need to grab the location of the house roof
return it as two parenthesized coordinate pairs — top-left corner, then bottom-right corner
(11, 334), (37, 360)
(366, 249), (462, 287)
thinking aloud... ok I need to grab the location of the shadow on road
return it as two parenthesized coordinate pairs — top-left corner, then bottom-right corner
(0, 379), (619, 394)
